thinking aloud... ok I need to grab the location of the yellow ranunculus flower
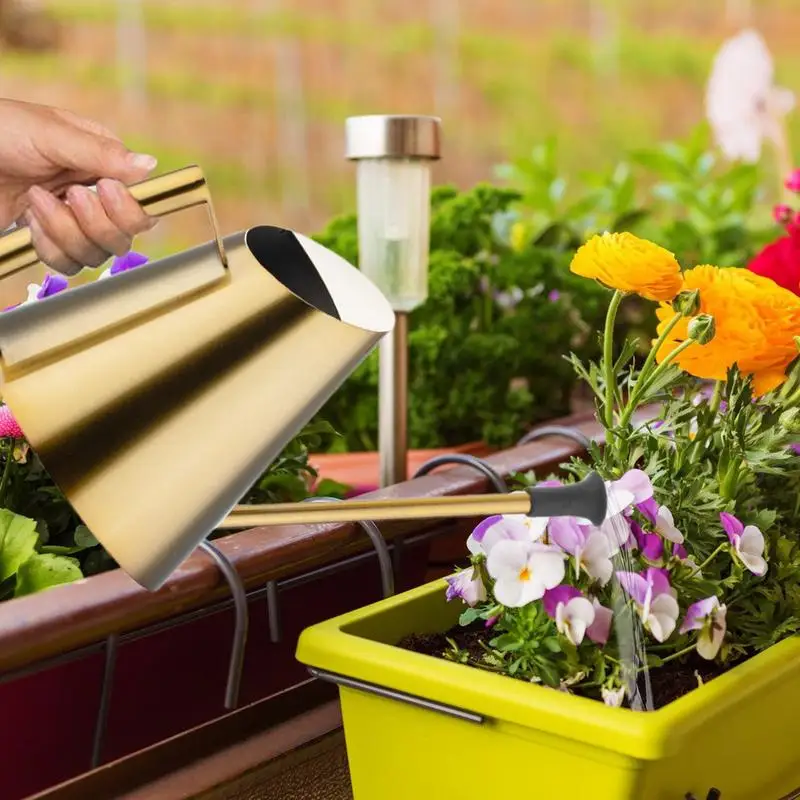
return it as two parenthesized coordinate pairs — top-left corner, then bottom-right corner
(655, 265), (800, 395)
(569, 232), (683, 302)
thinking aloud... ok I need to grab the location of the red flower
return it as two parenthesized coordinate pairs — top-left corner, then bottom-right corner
(747, 231), (800, 296)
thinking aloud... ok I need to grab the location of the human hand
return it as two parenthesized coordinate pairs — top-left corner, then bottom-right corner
(0, 98), (159, 274)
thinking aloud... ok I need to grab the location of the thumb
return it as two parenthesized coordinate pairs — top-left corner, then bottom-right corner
(42, 120), (157, 184)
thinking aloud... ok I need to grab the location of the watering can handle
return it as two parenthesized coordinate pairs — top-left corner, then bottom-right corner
(0, 164), (227, 281)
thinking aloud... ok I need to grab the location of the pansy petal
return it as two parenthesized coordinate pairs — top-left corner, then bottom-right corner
(486, 539), (529, 580)
(720, 511), (743, 541)
(587, 600), (613, 645)
(493, 577), (527, 608)
(616, 571), (649, 607)
(614, 469), (654, 503)
(637, 497), (659, 525)
(648, 593), (679, 642)
(646, 567), (673, 597)
(543, 584), (582, 618)
(548, 517), (584, 555)
(739, 551), (768, 576)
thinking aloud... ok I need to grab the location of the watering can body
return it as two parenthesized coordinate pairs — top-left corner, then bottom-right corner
(0, 166), (395, 590)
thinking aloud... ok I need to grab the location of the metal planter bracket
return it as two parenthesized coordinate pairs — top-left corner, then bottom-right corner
(308, 666), (484, 725)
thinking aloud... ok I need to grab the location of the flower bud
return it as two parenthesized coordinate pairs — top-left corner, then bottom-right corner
(672, 289), (701, 317)
(785, 169), (800, 194)
(773, 203), (794, 224)
(688, 314), (715, 345)
(780, 408), (800, 432)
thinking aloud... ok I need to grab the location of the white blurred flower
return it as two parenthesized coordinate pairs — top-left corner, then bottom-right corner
(706, 29), (795, 162)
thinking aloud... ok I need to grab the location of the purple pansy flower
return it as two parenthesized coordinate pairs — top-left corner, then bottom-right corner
(720, 512), (767, 576)
(616, 567), (679, 642)
(679, 596), (727, 660)
(37, 273), (69, 299)
(637, 497), (659, 525)
(547, 289), (561, 302)
(672, 541), (688, 560)
(541, 584), (595, 646)
(549, 516), (613, 586)
(445, 567), (486, 607)
(630, 520), (664, 561)
(110, 251), (149, 274)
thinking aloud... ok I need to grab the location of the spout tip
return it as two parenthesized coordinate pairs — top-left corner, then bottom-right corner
(527, 471), (607, 526)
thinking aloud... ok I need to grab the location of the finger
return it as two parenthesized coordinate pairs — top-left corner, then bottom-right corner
(96, 178), (157, 237)
(26, 185), (108, 269)
(50, 108), (122, 142)
(26, 214), (82, 276)
(37, 119), (158, 186)
(65, 184), (134, 257)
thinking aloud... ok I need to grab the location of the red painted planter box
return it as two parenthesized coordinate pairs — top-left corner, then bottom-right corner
(0, 543), (430, 800)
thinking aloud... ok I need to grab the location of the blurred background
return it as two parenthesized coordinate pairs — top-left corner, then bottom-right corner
(1, 0), (798, 261)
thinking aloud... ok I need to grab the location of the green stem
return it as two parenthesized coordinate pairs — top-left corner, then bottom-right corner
(0, 438), (16, 506)
(619, 339), (695, 426)
(603, 291), (624, 431)
(692, 541), (728, 574)
(784, 383), (800, 408)
(709, 381), (723, 415)
(618, 312), (686, 428)
(658, 644), (697, 666)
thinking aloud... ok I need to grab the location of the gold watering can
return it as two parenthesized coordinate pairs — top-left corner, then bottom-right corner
(0, 166), (607, 592)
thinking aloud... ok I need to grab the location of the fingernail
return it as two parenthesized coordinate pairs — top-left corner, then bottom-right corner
(28, 185), (58, 212)
(127, 153), (158, 173)
(97, 178), (127, 209)
(67, 185), (92, 211)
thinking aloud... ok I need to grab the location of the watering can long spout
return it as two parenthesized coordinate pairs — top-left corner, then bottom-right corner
(0, 165), (396, 590)
(219, 472), (608, 529)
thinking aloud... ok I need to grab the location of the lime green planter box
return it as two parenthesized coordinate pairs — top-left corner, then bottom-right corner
(296, 579), (800, 800)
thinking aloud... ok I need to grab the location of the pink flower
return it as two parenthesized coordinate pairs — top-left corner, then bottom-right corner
(786, 169), (800, 193)
(0, 405), (23, 439)
(774, 203), (794, 224)
(720, 512), (767, 576)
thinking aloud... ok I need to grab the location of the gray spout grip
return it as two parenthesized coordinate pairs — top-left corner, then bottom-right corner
(527, 472), (607, 526)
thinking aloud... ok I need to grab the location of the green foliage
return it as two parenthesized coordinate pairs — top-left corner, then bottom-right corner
(313, 183), (609, 451)
(499, 125), (774, 270)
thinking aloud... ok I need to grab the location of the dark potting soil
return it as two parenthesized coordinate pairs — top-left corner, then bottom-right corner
(398, 624), (742, 710)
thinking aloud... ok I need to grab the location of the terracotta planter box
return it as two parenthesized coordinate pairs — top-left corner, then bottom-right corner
(0, 422), (597, 800)
(311, 441), (493, 496)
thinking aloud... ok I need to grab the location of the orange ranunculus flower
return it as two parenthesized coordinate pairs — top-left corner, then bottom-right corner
(569, 232), (684, 302)
(655, 265), (800, 395)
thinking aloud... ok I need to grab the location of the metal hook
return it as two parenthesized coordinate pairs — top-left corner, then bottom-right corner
(90, 633), (119, 769)
(301, 496), (394, 598)
(517, 424), (591, 450)
(413, 453), (508, 494)
(265, 579), (281, 644)
(265, 496), (394, 645)
(199, 540), (249, 711)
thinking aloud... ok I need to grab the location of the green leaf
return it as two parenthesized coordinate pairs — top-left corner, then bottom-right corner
(14, 553), (83, 597)
(74, 525), (99, 549)
(0, 509), (39, 582)
(459, 607), (480, 626)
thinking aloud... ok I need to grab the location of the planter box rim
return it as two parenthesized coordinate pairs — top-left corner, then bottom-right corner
(296, 577), (800, 762)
